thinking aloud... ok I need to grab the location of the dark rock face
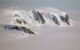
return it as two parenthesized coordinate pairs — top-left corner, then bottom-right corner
(52, 16), (60, 25)
(60, 14), (70, 25)
(37, 12), (45, 24)
(47, 14), (60, 25)
(22, 27), (35, 35)
(4, 25), (35, 35)
(16, 19), (27, 24)
(32, 10), (45, 24)
(15, 14), (20, 17)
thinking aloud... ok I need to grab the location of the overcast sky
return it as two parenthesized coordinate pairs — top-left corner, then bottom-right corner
(0, 0), (80, 10)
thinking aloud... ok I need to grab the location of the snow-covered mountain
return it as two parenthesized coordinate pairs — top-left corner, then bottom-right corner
(11, 8), (70, 27)
(4, 7), (71, 34)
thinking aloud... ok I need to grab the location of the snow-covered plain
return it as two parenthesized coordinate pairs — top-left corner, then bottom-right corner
(0, 7), (80, 50)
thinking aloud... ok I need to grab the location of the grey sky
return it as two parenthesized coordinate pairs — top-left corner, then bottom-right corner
(0, 0), (80, 10)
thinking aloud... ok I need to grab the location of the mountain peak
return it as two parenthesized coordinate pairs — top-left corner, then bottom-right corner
(3, 7), (71, 34)
(10, 7), (70, 27)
